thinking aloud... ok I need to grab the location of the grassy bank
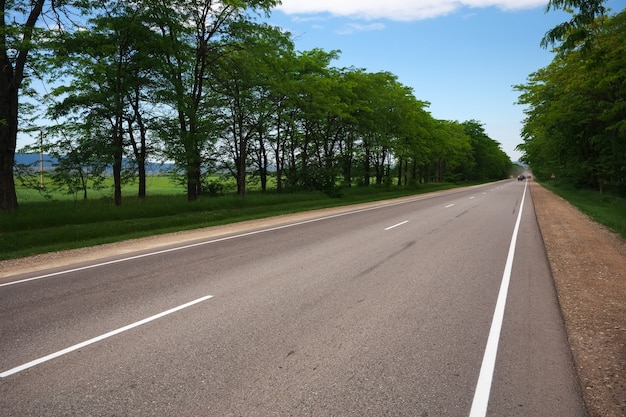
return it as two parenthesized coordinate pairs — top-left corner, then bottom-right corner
(5, 178), (623, 261)
(1, 181), (465, 260)
(539, 180), (626, 240)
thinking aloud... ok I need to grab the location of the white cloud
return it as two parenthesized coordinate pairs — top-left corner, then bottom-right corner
(337, 22), (386, 35)
(276, 0), (547, 22)
(291, 15), (330, 23)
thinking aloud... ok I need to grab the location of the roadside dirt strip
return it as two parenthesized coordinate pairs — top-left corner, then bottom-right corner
(530, 182), (626, 417)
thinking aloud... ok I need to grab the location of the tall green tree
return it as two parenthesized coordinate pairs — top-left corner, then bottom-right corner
(47, 2), (163, 205)
(210, 22), (291, 195)
(0, 0), (47, 211)
(347, 71), (404, 186)
(518, 9), (625, 190)
(261, 37), (299, 193)
(429, 120), (472, 182)
(281, 48), (341, 190)
(462, 120), (511, 181)
(151, 0), (278, 201)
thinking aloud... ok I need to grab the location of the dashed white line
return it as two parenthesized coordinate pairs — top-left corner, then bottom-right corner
(445, 204), (455, 208)
(385, 221), (408, 231)
(469, 181), (528, 417)
(0, 295), (214, 378)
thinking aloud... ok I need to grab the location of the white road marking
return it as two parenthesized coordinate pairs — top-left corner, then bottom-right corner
(469, 197), (475, 200)
(385, 221), (408, 231)
(469, 181), (528, 417)
(445, 204), (455, 208)
(0, 295), (214, 378)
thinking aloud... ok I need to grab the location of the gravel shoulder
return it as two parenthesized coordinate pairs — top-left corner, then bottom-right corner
(530, 181), (626, 417)
(1, 182), (624, 416)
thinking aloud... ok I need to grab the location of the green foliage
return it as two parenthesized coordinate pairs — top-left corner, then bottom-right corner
(203, 179), (226, 197)
(542, 0), (608, 50)
(4, 0), (513, 215)
(517, 8), (626, 190)
(462, 120), (511, 181)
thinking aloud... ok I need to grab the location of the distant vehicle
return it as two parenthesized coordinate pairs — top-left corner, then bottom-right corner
(517, 174), (526, 181)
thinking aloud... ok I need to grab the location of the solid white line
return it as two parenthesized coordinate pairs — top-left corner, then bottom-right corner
(0, 295), (213, 378)
(385, 221), (408, 231)
(468, 181), (527, 417)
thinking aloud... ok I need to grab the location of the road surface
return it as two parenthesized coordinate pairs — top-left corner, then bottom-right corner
(0, 181), (587, 416)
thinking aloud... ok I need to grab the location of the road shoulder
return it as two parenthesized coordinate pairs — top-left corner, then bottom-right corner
(530, 181), (626, 417)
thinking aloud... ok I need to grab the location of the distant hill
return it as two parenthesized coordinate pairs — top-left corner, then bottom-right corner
(14, 153), (173, 173)
(15, 153), (57, 169)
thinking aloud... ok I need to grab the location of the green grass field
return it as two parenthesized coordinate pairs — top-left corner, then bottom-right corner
(15, 175), (189, 203)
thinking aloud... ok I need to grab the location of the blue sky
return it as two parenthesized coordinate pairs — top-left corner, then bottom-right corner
(265, 0), (625, 161)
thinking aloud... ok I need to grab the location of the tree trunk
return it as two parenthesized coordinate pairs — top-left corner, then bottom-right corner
(259, 139), (268, 192)
(129, 91), (148, 199)
(138, 159), (146, 199)
(274, 119), (283, 193)
(182, 123), (201, 201)
(236, 154), (247, 196)
(375, 148), (386, 186)
(113, 130), (123, 206)
(339, 137), (353, 186)
(364, 143), (371, 187)
(186, 158), (201, 201)
(0, 85), (18, 211)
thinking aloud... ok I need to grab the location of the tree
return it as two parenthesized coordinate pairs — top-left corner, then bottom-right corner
(0, 0), (47, 211)
(151, 0), (278, 201)
(260, 38), (300, 193)
(542, 0), (608, 49)
(462, 120), (511, 181)
(346, 71), (405, 186)
(517, 9), (626, 190)
(44, 124), (109, 201)
(48, 2), (164, 205)
(210, 22), (292, 196)
(280, 48), (341, 191)
(429, 120), (472, 182)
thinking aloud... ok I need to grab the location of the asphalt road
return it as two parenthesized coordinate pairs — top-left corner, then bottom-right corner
(0, 180), (587, 417)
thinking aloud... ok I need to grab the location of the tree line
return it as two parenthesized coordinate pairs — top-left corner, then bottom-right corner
(516, 0), (625, 193)
(2, 1), (514, 210)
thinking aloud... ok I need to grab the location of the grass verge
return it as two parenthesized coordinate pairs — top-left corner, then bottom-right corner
(5, 179), (624, 261)
(539, 180), (626, 240)
(1, 182), (465, 260)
